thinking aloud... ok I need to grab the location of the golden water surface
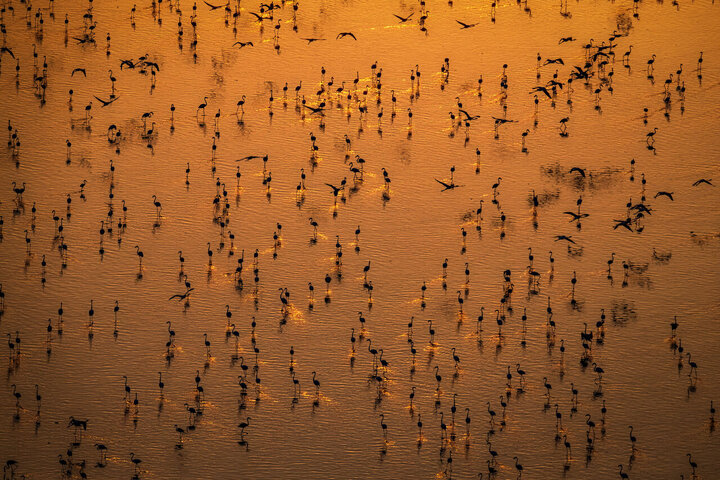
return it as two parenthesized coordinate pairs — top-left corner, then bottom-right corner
(1, 0), (719, 478)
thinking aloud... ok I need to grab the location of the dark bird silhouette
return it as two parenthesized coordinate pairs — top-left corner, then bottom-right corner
(0, 46), (15, 59)
(569, 166), (586, 177)
(544, 58), (564, 65)
(169, 288), (195, 301)
(456, 20), (478, 29)
(492, 117), (517, 125)
(555, 235), (576, 244)
(71, 68), (87, 77)
(571, 65), (591, 80)
(120, 59), (137, 70)
(458, 109), (480, 121)
(203, 0), (226, 10)
(613, 218), (633, 231)
(435, 178), (456, 191)
(233, 41), (254, 48)
(559, 36), (576, 43)
(531, 86), (552, 98)
(325, 183), (342, 197)
(692, 178), (713, 186)
(142, 61), (160, 72)
(301, 38), (326, 44)
(393, 12), (414, 22)
(564, 211), (589, 222)
(93, 95), (119, 107)
(336, 32), (358, 40)
(304, 104), (325, 114)
(654, 191), (674, 201)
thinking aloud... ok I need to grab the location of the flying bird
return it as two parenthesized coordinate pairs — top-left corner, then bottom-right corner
(564, 212), (589, 222)
(336, 32), (357, 40)
(304, 104), (325, 114)
(203, 0), (226, 10)
(531, 86), (552, 98)
(435, 178), (457, 191)
(654, 191), (674, 200)
(301, 38), (326, 44)
(169, 288), (195, 301)
(71, 68), (87, 77)
(558, 37), (576, 44)
(120, 59), (137, 69)
(325, 183), (343, 197)
(569, 167), (586, 177)
(543, 58), (565, 66)
(237, 155), (265, 162)
(456, 20), (478, 29)
(554, 235), (576, 244)
(613, 219), (633, 231)
(692, 178), (713, 186)
(492, 117), (517, 125)
(0, 46), (15, 59)
(247, 11), (266, 21)
(142, 61), (160, 72)
(393, 12), (414, 22)
(93, 95), (120, 107)
(458, 109), (480, 121)
(233, 41), (254, 48)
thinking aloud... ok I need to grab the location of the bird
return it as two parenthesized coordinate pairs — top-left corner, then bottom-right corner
(564, 211), (589, 222)
(435, 178), (456, 191)
(238, 417), (251, 438)
(1, 46), (16, 59)
(301, 38), (326, 44)
(555, 235), (576, 244)
(544, 58), (565, 65)
(336, 32), (357, 40)
(233, 41), (254, 48)
(169, 288), (195, 301)
(569, 166), (586, 177)
(456, 20), (478, 29)
(393, 12), (414, 22)
(71, 68), (87, 77)
(93, 95), (119, 107)
(203, 0), (226, 10)
(531, 86), (552, 98)
(692, 178), (713, 186)
(654, 191), (674, 200)
(613, 218), (633, 231)
(559, 36), (576, 43)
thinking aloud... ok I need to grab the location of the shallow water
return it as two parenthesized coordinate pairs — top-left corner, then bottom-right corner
(1, 0), (719, 478)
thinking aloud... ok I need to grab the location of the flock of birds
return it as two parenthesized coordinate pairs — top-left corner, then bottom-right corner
(0, 0), (718, 479)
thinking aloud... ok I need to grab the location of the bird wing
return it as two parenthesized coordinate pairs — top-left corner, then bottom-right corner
(435, 178), (452, 189)
(1, 47), (15, 59)
(169, 294), (182, 300)
(248, 11), (263, 20)
(203, 0), (222, 9)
